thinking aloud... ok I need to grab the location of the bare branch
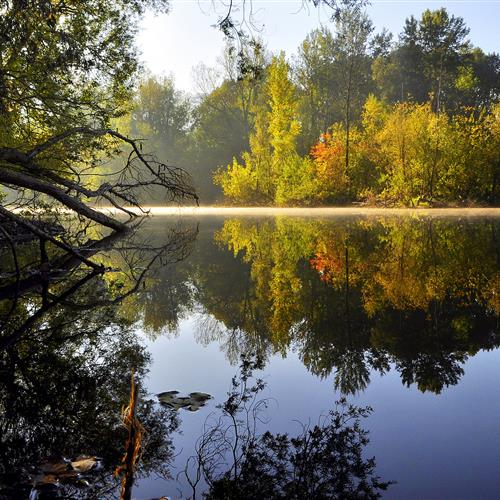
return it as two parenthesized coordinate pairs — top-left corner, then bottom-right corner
(1, 127), (198, 237)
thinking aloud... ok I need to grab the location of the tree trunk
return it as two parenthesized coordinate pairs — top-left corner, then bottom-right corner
(345, 59), (354, 178)
(0, 167), (128, 232)
(345, 85), (351, 177)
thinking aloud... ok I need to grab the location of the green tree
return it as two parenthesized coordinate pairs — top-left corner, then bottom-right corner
(417, 8), (470, 112)
(268, 53), (315, 204)
(372, 8), (483, 113)
(191, 42), (267, 202)
(294, 27), (340, 153)
(216, 53), (315, 205)
(0, 0), (196, 233)
(372, 18), (428, 104)
(131, 76), (191, 160)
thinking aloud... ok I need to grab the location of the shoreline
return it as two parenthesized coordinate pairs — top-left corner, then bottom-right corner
(98, 206), (500, 217)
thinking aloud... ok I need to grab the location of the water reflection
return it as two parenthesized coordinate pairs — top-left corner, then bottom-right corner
(0, 215), (499, 498)
(0, 225), (194, 498)
(182, 356), (393, 500)
(135, 217), (499, 395)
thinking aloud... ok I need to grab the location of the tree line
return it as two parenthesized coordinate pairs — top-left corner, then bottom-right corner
(123, 7), (499, 206)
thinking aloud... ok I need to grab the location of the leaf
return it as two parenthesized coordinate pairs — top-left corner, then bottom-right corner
(157, 390), (212, 412)
(70, 456), (101, 472)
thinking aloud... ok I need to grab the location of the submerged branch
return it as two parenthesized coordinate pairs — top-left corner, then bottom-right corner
(0, 205), (105, 271)
(115, 371), (144, 500)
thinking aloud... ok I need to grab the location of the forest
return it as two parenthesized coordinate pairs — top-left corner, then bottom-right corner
(1, 2), (499, 498)
(1, 3), (499, 214)
(115, 7), (500, 207)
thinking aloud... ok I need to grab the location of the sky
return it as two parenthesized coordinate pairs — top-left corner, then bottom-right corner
(137, 0), (500, 93)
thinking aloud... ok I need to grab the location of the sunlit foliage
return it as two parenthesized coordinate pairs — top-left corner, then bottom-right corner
(215, 54), (316, 205)
(209, 7), (499, 206)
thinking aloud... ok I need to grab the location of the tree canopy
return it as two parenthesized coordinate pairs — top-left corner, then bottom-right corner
(1, 2), (499, 233)
(0, 0), (197, 242)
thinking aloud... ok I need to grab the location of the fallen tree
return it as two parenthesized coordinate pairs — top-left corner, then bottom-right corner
(0, 0), (198, 252)
(0, 127), (198, 233)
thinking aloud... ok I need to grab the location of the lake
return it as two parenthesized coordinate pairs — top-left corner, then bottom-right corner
(1, 211), (499, 499)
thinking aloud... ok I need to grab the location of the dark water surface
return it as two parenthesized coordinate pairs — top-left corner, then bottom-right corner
(1, 214), (499, 499)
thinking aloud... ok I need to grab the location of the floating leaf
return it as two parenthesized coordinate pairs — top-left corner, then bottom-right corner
(157, 391), (212, 412)
(70, 456), (102, 473)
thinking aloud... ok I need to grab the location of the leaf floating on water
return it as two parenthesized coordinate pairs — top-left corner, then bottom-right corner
(26, 455), (103, 497)
(70, 456), (102, 472)
(157, 390), (212, 411)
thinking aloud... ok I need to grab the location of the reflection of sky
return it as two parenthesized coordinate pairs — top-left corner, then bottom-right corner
(136, 314), (500, 499)
(137, 1), (500, 92)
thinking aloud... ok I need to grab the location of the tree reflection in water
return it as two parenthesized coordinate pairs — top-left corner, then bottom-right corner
(183, 356), (393, 500)
(135, 217), (499, 395)
(0, 223), (195, 498)
(0, 214), (498, 498)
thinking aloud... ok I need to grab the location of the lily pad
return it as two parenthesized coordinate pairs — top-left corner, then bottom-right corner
(157, 391), (212, 412)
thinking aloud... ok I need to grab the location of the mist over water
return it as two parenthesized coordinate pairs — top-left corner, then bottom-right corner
(103, 206), (500, 217)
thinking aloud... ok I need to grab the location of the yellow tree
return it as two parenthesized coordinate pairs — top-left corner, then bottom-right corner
(216, 52), (315, 205)
(377, 102), (450, 205)
(268, 53), (315, 205)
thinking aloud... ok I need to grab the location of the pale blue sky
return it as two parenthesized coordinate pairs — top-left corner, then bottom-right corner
(137, 0), (500, 92)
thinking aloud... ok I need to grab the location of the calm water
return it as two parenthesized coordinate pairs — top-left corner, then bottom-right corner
(1, 213), (499, 499)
